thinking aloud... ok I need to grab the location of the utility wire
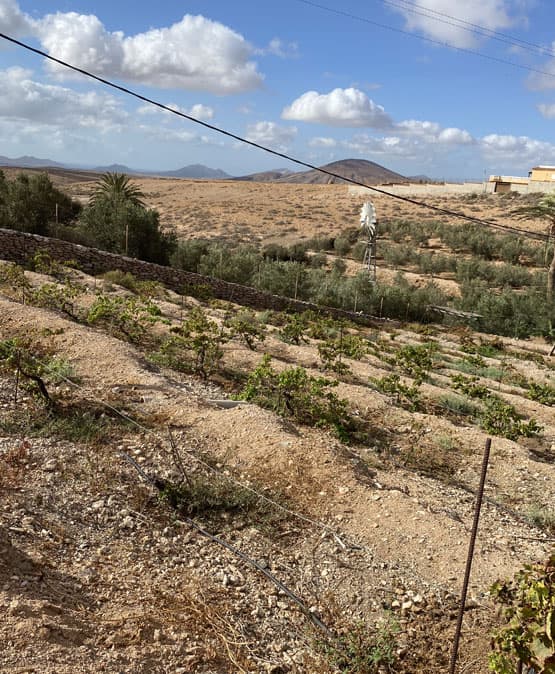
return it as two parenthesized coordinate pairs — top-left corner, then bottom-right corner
(379, 0), (555, 59)
(294, 0), (555, 81)
(0, 31), (550, 243)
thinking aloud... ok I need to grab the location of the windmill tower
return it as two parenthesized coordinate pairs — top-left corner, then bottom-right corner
(360, 201), (377, 282)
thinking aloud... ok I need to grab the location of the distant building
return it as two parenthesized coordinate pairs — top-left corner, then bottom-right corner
(528, 165), (555, 182)
(487, 175), (529, 194)
(487, 165), (555, 194)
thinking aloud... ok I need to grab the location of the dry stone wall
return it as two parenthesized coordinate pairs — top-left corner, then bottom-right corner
(0, 228), (383, 326)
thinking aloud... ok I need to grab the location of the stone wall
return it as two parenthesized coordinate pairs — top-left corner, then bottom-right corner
(0, 228), (385, 326)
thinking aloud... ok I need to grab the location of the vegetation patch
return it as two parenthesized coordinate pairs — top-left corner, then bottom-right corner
(317, 617), (400, 674)
(159, 473), (288, 532)
(490, 553), (555, 673)
(236, 354), (361, 442)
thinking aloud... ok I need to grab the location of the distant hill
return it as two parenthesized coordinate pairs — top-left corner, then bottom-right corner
(234, 168), (295, 182)
(93, 163), (139, 174)
(275, 159), (407, 185)
(0, 154), (65, 168)
(1, 155), (230, 180)
(92, 163), (230, 179)
(0, 154), (406, 184)
(155, 164), (230, 179)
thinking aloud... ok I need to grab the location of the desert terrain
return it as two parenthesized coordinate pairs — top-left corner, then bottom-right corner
(1, 171), (554, 673)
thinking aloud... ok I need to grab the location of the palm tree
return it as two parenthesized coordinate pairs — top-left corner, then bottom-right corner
(90, 172), (145, 208)
(513, 194), (555, 305)
(90, 172), (145, 254)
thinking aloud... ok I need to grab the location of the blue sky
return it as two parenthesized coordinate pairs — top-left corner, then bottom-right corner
(2, 0), (555, 179)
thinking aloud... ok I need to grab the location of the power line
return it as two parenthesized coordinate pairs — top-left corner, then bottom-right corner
(379, 0), (555, 60)
(0, 31), (550, 243)
(294, 0), (555, 81)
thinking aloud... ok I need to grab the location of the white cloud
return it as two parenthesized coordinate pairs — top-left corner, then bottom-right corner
(388, 0), (517, 49)
(309, 137), (338, 148)
(138, 125), (196, 144)
(245, 121), (297, 151)
(0, 66), (128, 131)
(480, 133), (555, 163)
(438, 127), (475, 144)
(262, 38), (299, 58)
(282, 88), (392, 128)
(138, 102), (214, 121)
(188, 104), (214, 120)
(529, 54), (555, 90)
(341, 120), (475, 159)
(538, 103), (555, 118)
(344, 134), (419, 158)
(35, 12), (263, 94)
(396, 119), (474, 144)
(0, 0), (32, 37)
(396, 119), (441, 138)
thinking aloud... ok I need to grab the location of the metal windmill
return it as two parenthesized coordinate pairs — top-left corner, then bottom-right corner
(360, 200), (378, 282)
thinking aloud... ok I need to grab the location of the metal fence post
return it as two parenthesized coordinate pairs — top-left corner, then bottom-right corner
(448, 437), (492, 674)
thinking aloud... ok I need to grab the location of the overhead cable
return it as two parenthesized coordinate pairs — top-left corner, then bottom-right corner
(0, 31), (550, 242)
(379, 0), (555, 59)
(294, 0), (555, 81)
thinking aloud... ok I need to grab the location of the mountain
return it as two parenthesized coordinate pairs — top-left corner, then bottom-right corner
(91, 163), (229, 179)
(0, 155), (230, 180)
(233, 168), (296, 182)
(408, 174), (434, 183)
(92, 163), (139, 174)
(0, 154), (65, 168)
(275, 159), (407, 185)
(156, 164), (230, 179)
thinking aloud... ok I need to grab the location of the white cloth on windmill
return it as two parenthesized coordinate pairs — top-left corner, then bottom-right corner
(360, 201), (377, 238)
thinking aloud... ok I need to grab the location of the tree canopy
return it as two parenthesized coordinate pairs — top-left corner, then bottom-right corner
(80, 172), (175, 265)
(90, 172), (145, 208)
(513, 194), (555, 304)
(0, 170), (81, 235)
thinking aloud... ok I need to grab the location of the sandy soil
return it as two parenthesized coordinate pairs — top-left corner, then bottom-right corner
(51, 175), (549, 245)
(1, 255), (554, 672)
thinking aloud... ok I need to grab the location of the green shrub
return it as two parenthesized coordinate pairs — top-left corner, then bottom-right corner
(101, 270), (164, 298)
(29, 251), (79, 281)
(528, 381), (555, 406)
(87, 294), (162, 342)
(437, 394), (479, 417)
(159, 474), (285, 531)
(317, 339), (351, 375)
(278, 313), (310, 345)
(30, 282), (84, 321)
(0, 337), (57, 403)
(370, 373), (421, 411)
(160, 306), (228, 379)
(1, 171), (81, 235)
(451, 374), (492, 399)
(0, 262), (30, 297)
(318, 617), (399, 674)
(237, 355), (356, 440)
(170, 239), (210, 272)
(225, 309), (267, 350)
(333, 236), (352, 256)
(390, 342), (437, 382)
(490, 553), (555, 673)
(480, 397), (542, 440)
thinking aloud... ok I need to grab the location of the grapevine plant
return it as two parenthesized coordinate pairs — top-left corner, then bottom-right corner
(490, 553), (555, 673)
